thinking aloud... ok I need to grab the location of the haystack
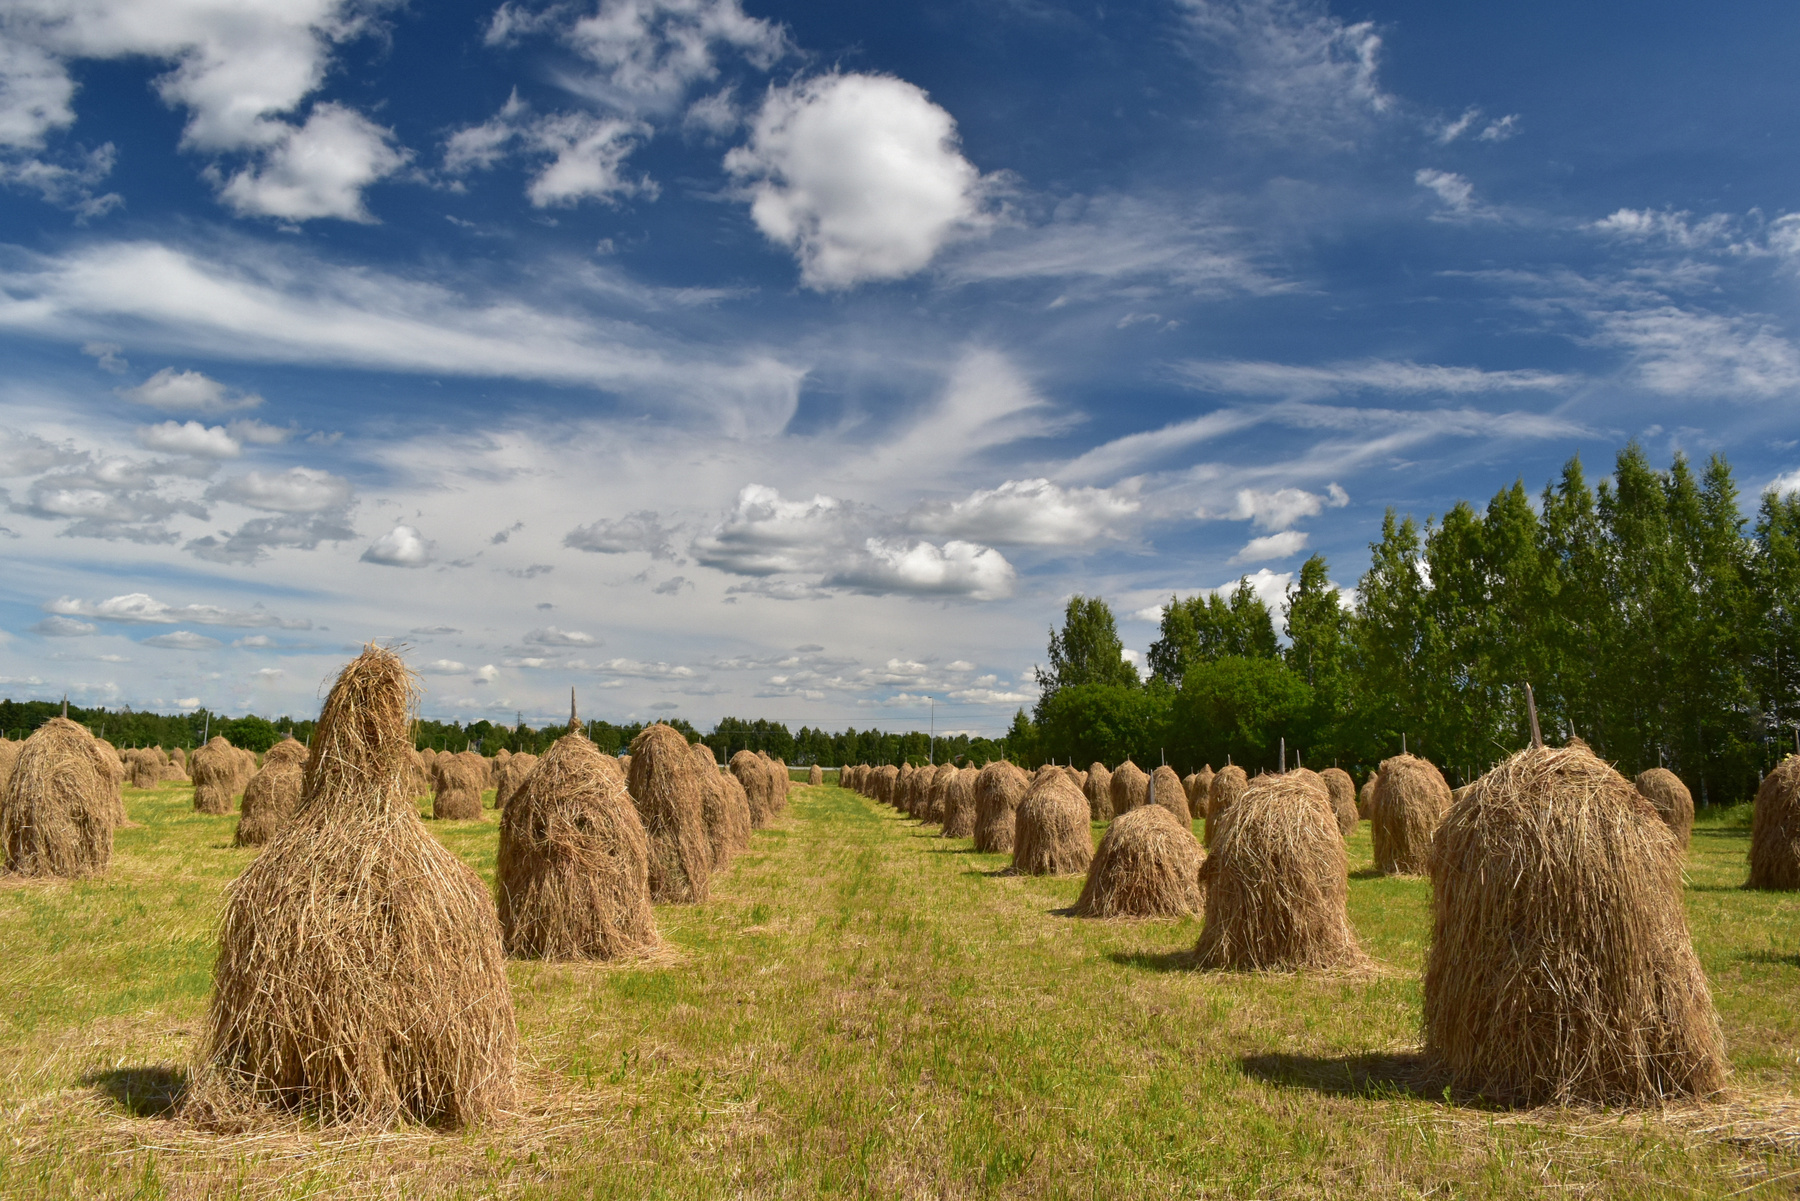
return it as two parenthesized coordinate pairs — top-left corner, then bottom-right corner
(1, 717), (114, 878)
(1011, 768), (1094, 876)
(1195, 771), (1361, 970)
(1062, 765), (1085, 790)
(1747, 756), (1800, 890)
(95, 739), (128, 825)
(875, 764), (898, 807)
(234, 738), (307, 847)
(1083, 762), (1113, 821)
(497, 729), (657, 961)
(627, 724), (712, 903)
(169, 745), (188, 778)
(1205, 765), (1249, 848)
(191, 736), (241, 815)
(693, 741), (751, 870)
(125, 748), (163, 790)
(1424, 744), (1725, 1105)
(1635, 768), (1694, 850)
(1109, 760), (1148, 816)
(0, 738), (21, 793)
(184, 647), (515, 1127)
(431, 755), (483, 820)
(1183, 767), (1213, 817)
(1073, 804), (1203, 918)
(942, 766), (978, 838)
(494, 753), (539, 811)
(456, 749), (493, 792)
(161, 747), (189, 783)
(809, 764), (824, 786)
(730, 750), (777, 828)
(1372, 754), (1451, 875)
(925, 763), (957, 824)
(1150, 765), (1190, 824)
(973, 760), (1031, 853)
(402, 747), (430, 798)
(1320, 768), (1357, 836)
(1358, 773), (1376, 819)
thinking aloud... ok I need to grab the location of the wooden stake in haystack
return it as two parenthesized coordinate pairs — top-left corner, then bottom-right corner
(184, 646), (516, 1128)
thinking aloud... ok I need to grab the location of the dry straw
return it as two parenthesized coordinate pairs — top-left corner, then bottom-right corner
(1, 717), (114, 878)
(1424, 744), (1725, 1106)
(627, 724), (712, 903)
(93, 738), (127, 825)
(1150, 765), (1189, 824)
(494, 752), (539, 811)
(1011, 767), (1094, 876)
(1195, 771), (1363, 970)
(925, 763), (957, 824)
(190, 736), (240, 815)
(1205, 765), (1249, 848)
(431, 755), (483, 821)
(973, 760), (1031, 853)
(692, 741), (750, 870)
(808, 764), (823, 786)
(1634, 768), (1694, 850)
(1357, 773), (1376, 819)
(234, 737), (308, 848)
(1372, 754), (1451, 875)
(730, 750), (777, 828)
(125, 747), (163, 790)
(1073, 804), (1203, 918)
(1109, 760), (1148, 817)
(1319, 767), (1358, 837)
(941, 766), (978, 838)
(497, 729), (657, 961)
(1083, 762), (1113, 821)
(874, 764), (898, 807)
(1183, 767), (1213, 818)
(184, 646), (516, 1129)
(1747, 756), (1800, 890)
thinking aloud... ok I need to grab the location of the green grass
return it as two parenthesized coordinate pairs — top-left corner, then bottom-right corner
(1, 782), (1798, 1198)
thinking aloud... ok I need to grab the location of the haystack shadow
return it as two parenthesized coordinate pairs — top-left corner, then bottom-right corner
(1239, 1051), (1456, 1104)
(1107, 949), (1196, 972)
(85, 1065), (186, 1118)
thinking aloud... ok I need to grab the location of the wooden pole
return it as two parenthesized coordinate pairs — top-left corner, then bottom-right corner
(1526, 683), (1543, 749)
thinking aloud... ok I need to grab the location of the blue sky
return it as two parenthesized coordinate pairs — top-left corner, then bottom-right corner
(1, 0), (1797, 733)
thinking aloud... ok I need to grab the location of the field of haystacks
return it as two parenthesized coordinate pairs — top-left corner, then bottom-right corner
(5, 755), (1800, 1198)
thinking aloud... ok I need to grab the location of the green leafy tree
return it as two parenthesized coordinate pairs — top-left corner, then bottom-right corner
(220, 714), (281, 752)
(1753, 488), (1800, 761)
(1035, 682), (1174, 769)
(1283, 554), (1352, 759)
(1036, 595), (1138, 721)
(1168, 657), (1312, 773)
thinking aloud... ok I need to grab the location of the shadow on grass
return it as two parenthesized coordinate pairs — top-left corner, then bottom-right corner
(1107, 949), (1196, 972)
(1239, 1051), (1464, 1105)
(85, 1065), (187, 1118)
(923, 845), (979, 855)
(1349, 866), (1387, 881)
(1737, 949), (1800, 967)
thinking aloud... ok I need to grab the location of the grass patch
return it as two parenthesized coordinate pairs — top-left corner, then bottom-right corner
(0, 783), (1797, 1197)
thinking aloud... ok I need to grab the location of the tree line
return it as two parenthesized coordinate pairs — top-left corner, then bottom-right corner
(1020, 444), (1800, 805)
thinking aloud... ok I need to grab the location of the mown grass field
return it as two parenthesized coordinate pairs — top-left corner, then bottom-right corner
(2, 776), (1798, 1198)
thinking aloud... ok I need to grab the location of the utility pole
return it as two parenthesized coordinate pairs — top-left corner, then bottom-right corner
(928, 697), (935, 765)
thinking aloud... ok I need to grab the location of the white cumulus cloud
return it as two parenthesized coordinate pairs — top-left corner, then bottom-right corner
(207, 467), (353, 513)
(1231, 529), (1309, 563)
(135, 420), (241, 458)
(1215, 483), (1348, 531)
(118, 368), (264, 413)
(141, 629), (222, 650)
(218, 103), (409, 222)
(908, 478), (1139, 546)
(361, 523), (432, 567)
(825, 537), (1015, 601)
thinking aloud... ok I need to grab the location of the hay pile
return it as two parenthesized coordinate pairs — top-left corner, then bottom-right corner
(497, 729), (657, 961)
(1073, 805), (1203, 918)
(1195, 771), (1362, 970)
(0, 737), (21, 793)
(1205, 765), (1249, 848)
(456, 749), (493, 792)
(1063, 765), (1086, 790)
(627, 724), (712, 903)
(973, 760), (1031, 853)
(1424, 744), (1726, 1105)
(431, 755), (483, 820)
(874, 764), (898, 807)
(941, 766), (978, 838)
(1320, 768), (1357, 836)
(1358, 773), (1376, 819)
(925, 763), (957, 824)
(125, 747), (163, 790)
(1183, 767), (1213, 817)
(1109, 760), (1148, 816)
(234, 738), (307, 848)
(494, 753), (539, 811)
(1012, 767), (1094, 876)
(92, 738), (127, 824)
(1747, 756), (1800, 890)
(1635, 768), (1694, 850)
(693, 742), (751, 870)
(1150, 765), (1190, 824)
(1372, 754), (1451, 875)
(1083, 762), (1112, 821)
(169, 745), (189, 780)
(808, 764), (824, 786)
(1, 717), (115, 878)
(184, 646), (515, 1127)
(191, 736), (242, 815)
(730, 750), (779, 828)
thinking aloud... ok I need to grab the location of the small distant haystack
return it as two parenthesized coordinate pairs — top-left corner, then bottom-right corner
(730, 750), (777, 828)
(1150, 765), (1190, 824)
(431, 754), (483, 820)
(1011, 768), (1094, 876)
(125, 748), (163, 790)
(1425, 744), (1725, 1106)
(1205, 765), (1249, 849)
(161, 747), (188, 783)
(234, 738), (308, 848)
(809, 764), (823, 786)
(925, 763), (957, 824)
(1320, 767), (1358, 837)
(497, 730), (657, 961)
(1635, 768), (1694, 850)
(494, 753), (539, 811)
(456, 750), (493, 793)
(942, 766), (978, 838)
(1073, 805), (1203, 918)
(1747, 757), (1800, 890)
(693, 741), (750, 870)
(191, 737), (241, 815)
(1084, 763), (1113, 821)
(1195, 772), (1362, 970)
(627, 724), (712, 904)
(767, 755), (791, 814)
(184, 646), (515, 1128)
(169, 745), (188, 778)
(1109, 760), (1149, 817)
(973, 761), (1031, 853)
(1183, 768), (1214, 818)
(1372, 754), (1451, 876)
(1358, 774), (1376, 819)
(875, 764), (899, 807)
(1, 717), (114, 878)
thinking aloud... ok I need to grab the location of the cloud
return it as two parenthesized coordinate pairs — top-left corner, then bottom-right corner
(136, 420), (241, 458)
(47, 592), (310, 628)
(1589, 208), (1737, 250)
(1478, 114), (1518, 141)
(420, 658), (468, 674)
(556, 0), (788, 115)
(651, 575), (689, 594)
(1176, 358), (1571, 399)
(564, 509), (678, 558)
(184, 510), (356, 564)
(207, 466), (353, 512)
(1231, 529), (1308, 562)
(1415, 168), (1474, 213)
(908, 478), (1139, 546)
(525, 626), (599, 646)
(218, 103), (409, 223)
(141, 629), (223, 650)
(232, 634), (274, 647)
(0, 428), (83, 477)
(12, 455), (210, 542)
(725, 73), (994, 288)
(473, 664), (499, 684)
(1588, 305), (1800, 401)
(361, 524), (433, 567)
(692, 484), (850, 576)
(31, 615), (95, 636)
(824, 538), (1015, 601)
(117, 367), (265, 413)
(1212, 483), (1347, 530)
(1770, 469), (1800, 497)
(0, 141), (120, 217)
(583, 658), (697, 679)
(81, 340), (127, 372)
